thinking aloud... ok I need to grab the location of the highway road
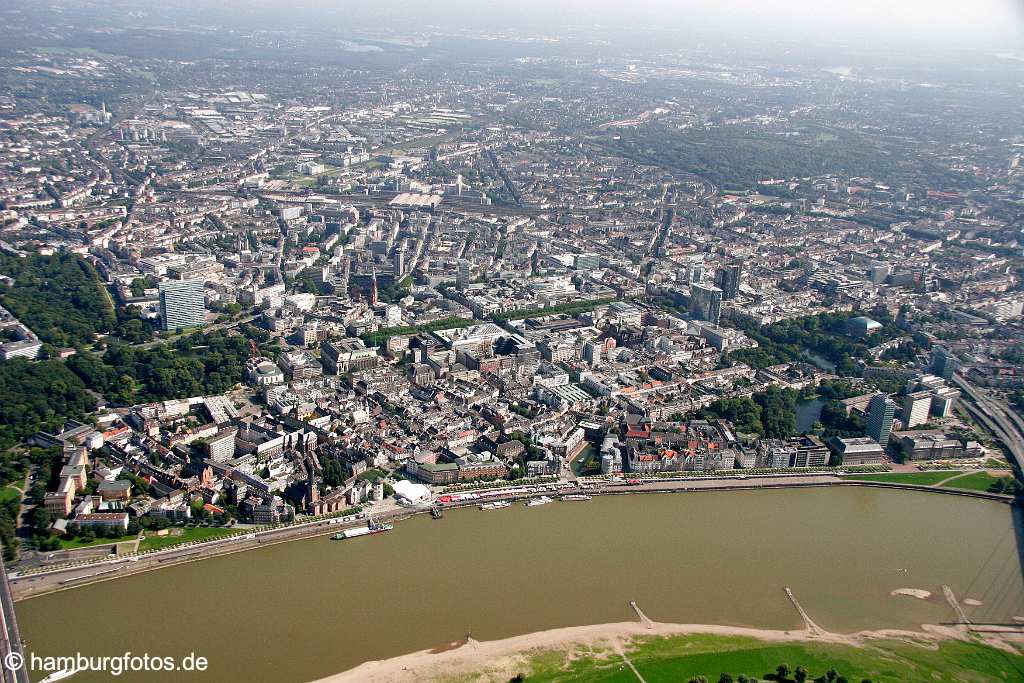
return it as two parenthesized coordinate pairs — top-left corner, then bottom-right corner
(0, 554), (30, 683)
(952, 374), (1024, 472)
(134, 315), (256, 350)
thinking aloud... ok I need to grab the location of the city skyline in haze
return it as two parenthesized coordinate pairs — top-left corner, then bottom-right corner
(4, 0), (1022, 51)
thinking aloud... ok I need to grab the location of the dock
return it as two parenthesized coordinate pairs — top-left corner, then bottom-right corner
(942, 585), (971, 625)
(629, 600), (654, 629)
(784, 586), (826, 636)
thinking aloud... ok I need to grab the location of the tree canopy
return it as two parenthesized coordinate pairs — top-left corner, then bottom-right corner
(0, 252), (116, 347)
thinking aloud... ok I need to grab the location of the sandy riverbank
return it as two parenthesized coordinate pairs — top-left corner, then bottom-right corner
(313, 619), (1014, 683)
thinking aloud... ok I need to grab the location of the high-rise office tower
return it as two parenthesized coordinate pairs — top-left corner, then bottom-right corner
(715, 262), (742, 300)
(689, 284), (723, 325)
(930, 387), (961, 418)
(159, 279), (206, 331)
(865, 394), (897, 446)
(393, 249), (406, 277)
(901, 391), (933, 429)
(931, 347), (956, 380)
(456, 259), (472, 290)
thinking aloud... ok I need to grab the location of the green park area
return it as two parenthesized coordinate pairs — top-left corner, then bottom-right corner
(839, 471), (957, 486)
(137, 527), (238, 552)
(841, 470), (1021, 495)
(940, 471), (1014, 492)
(57, 533), (136, 551)
(514, 633), (1024, 683)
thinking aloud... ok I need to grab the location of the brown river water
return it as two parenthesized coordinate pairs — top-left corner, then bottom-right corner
(14, 488), (1024, 682)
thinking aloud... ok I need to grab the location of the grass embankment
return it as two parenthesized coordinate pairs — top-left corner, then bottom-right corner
(137, 527), (237, 552)
(839, 471), (956, 486)
(57, 526), (238, 552)
(57, 534), (136, 550)
(941, 471), (1013, 492)
(520, 633), (1024, 683)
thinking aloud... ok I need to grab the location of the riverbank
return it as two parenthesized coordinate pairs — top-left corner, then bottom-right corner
(8, 503), (419, 601)
(9, 476), (1016, 601)
(15, 487), (1024, 683)
(317, 618), (1024, 683)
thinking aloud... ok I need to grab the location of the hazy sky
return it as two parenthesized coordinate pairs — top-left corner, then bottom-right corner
(33, 0), (1024, 51)
(199, 0), (1023, 49)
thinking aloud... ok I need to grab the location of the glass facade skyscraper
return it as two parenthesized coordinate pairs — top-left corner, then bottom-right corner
(866, 394), (897, 446)
(159, 279), (206, 331)
(689, 283), (723, 325)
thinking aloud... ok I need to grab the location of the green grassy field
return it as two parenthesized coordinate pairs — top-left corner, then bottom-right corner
(0, 486), (21, 506)
(941, 471), (1012, 492)
(138, 527), (236, 552)
(840, 471), (957, 486)
(516, 633), (1024, 683)
(356, 468), (386, 483)
(57, 534), (136, 550)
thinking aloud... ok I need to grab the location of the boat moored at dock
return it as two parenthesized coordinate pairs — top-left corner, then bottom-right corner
(331, 517), (394, 540)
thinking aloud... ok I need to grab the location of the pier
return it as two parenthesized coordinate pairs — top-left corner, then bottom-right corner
(942, 585), (971, 625)
(629, 600), (654, 629)
(784, 587), (826, 637)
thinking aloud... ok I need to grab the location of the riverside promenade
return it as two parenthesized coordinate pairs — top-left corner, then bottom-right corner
(8, 473), (1014, 601)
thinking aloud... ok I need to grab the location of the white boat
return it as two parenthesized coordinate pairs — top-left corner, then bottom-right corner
(39, 666), (78, 683)
(479, 500), (512, 510)
(332, 517), (394, 539)
(561, 494), (592, 501)
(526, 496), (554, 507)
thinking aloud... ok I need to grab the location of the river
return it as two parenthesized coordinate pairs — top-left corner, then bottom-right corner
(14, 488), (1024, 682)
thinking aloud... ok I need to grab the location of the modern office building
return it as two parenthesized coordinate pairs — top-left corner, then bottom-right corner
(573, 253), (601, 270)
(456, 259), (472, 290)
(688, 259), (705, 284)
(901, 390), (933, 428)
(891, 431), (980, 461)
(828, 436), (885, 466)
(865, 394), (897, 445)
(930, 387), (961, 418)
(320, 338), (379, 374)
(159, 279), (205, 331)
(931, 347), (957, 380)
(204, 428), (238, 463)
(689, 283), (723, 325)
(393, 248), (406, 277)
(715, 263), (742, 300)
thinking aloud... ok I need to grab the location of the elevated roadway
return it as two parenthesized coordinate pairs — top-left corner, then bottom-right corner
(952, 374), (1024, 472)
(0, 553), (30, 683)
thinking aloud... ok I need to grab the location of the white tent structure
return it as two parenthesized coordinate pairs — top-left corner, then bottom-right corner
(392, 479), (431, 504)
